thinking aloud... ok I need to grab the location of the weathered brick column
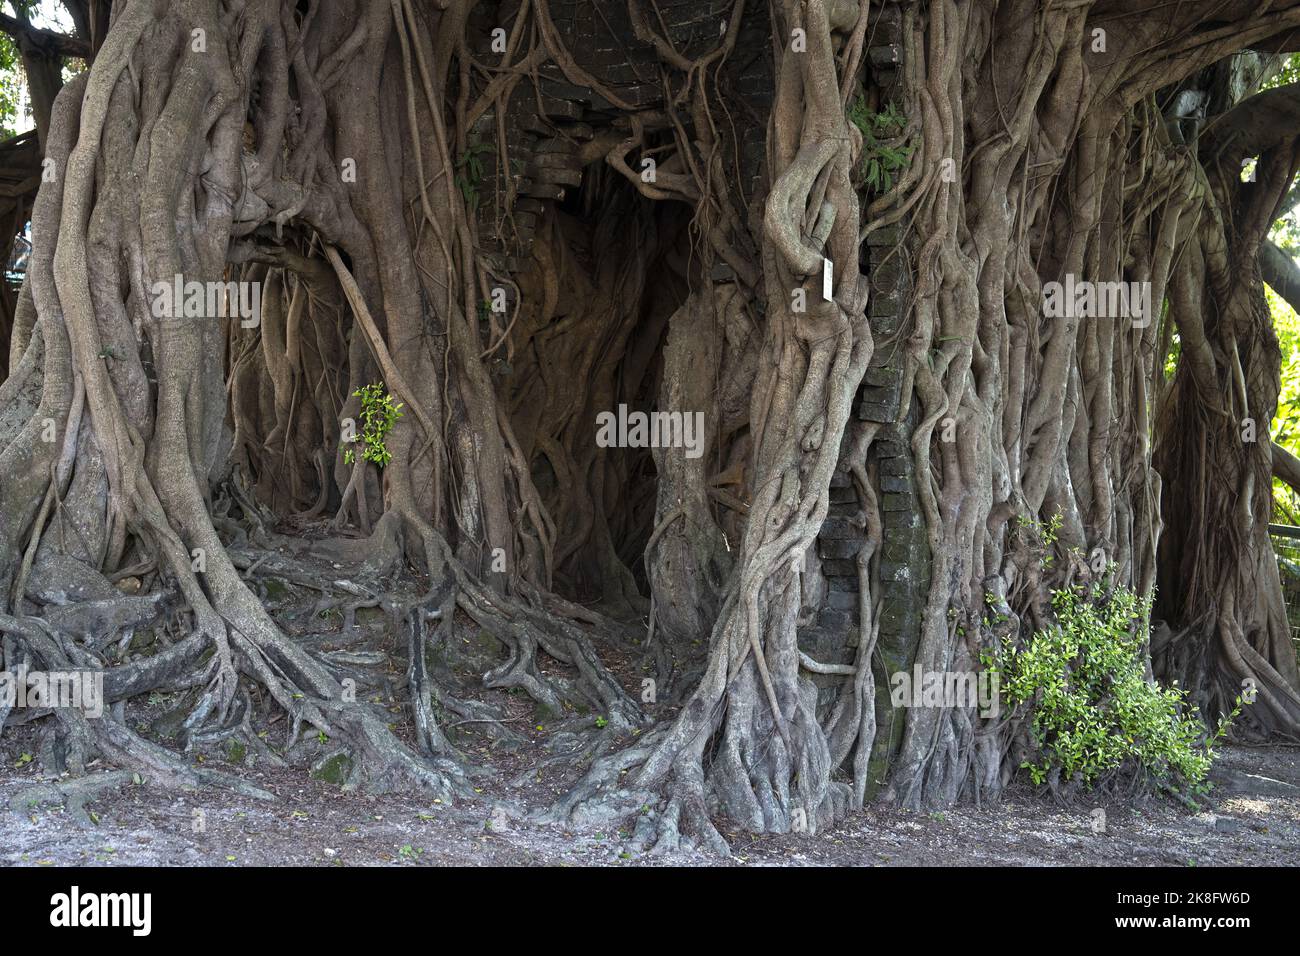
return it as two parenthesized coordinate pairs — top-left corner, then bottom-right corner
(796, 2), (929, 796)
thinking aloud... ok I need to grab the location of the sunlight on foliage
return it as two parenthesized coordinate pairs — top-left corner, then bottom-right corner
(1268, 234), (1300, 521)
(0, 1), (79, 137)
(0, 33), (24, 138)
(1261, 52), (1300, 91)
(343, 384), (403, 469)
(988, 583), (1239, 794)
(1261, 49), (1300, 521)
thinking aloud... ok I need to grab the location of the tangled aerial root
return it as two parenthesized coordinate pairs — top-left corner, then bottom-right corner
(1, 502), (654, 810)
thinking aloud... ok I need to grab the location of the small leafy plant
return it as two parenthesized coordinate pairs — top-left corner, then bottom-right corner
(848, 97), (912, 193)
(455, 140), (495, 213)
(1015, 509), (1063, 566)
(344, 383), (403, 468)
(989, 582), (1239, 795)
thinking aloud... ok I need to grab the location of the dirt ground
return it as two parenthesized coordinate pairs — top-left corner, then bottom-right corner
(2, 736), (1297, 866)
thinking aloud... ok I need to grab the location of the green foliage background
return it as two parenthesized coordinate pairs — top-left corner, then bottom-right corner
(0, 1), (73, 138)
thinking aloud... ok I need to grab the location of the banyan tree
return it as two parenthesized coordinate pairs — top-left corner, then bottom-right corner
(1, 0), (1299, 853)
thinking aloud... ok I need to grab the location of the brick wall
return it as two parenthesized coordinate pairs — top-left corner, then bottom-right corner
(466, 0), (770, 283)
(795, 2), (928, 797)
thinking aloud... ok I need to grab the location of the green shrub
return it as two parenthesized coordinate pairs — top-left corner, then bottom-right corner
(988, 583), (1239, 794)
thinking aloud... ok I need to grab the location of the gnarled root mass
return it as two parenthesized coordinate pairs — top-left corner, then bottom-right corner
(0, 0), (644, 806)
